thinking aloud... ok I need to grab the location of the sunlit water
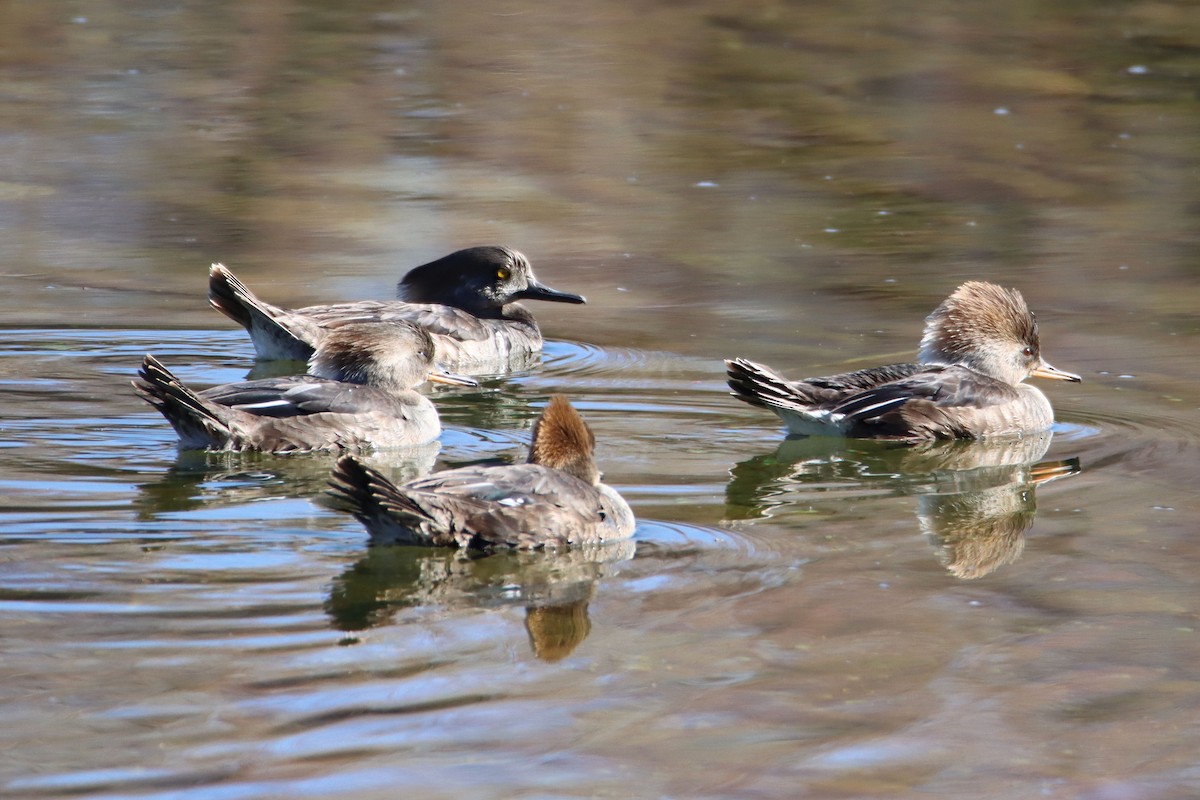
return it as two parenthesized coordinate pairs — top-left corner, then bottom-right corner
(4, 1), (1200, 798)
(4, 319), (1198, 798)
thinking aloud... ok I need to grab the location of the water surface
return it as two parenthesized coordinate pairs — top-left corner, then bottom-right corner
(3, 1), (1200, 798)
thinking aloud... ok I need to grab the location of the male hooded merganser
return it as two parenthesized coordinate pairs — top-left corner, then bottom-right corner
(726, 281), (1081, 440)
(327, 394), (635, 549)
(133, 321), (476, 452)
(208, 246), (586, 373)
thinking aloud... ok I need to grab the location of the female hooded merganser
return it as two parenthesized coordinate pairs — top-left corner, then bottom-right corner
(133, 321), (476, 453)
(726, 281), (1081, 441)
(327, 395), (635, 549)
(208, 246), (585, 373)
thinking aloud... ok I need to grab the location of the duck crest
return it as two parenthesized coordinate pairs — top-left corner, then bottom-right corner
(309, 322), (434, 388)
(527, 395), (599, 484)
(919, 281), (1038, 364)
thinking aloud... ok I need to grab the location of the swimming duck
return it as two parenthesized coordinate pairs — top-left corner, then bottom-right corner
(327, 394), (635, 549)
(133, 321), (476, 452)
(726, 281), (1081, 440)
(208, 246), (585, 373)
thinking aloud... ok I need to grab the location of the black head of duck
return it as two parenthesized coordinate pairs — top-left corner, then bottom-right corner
(398, 246), (585, 316)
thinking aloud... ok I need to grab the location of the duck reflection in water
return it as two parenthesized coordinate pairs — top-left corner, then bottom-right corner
(324, 540), (635, 662)
(725, 433), (1080, 579)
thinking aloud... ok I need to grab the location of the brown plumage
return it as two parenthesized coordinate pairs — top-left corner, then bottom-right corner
(527, 394), (600, 483)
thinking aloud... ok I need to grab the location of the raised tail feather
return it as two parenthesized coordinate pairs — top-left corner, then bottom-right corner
(328, 455), (438, 546)
(208, 263), (315, 360)
(726, 357), (814, 412)
(208, 263), (275, 330)
(726, 357), (845, 436)
(132, 355), (234, 448)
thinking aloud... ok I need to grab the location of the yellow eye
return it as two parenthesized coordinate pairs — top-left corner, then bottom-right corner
(496, 268), (510, 281)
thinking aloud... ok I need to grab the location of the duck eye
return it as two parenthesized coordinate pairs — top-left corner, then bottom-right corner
(496, 268), (510, 281)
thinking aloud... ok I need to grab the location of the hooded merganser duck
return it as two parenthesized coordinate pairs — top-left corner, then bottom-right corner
(327, 395), (635, 549)
(208, 246), (586, 373)
(133, 322), (477, 453)
(726, 281), (1081, 441)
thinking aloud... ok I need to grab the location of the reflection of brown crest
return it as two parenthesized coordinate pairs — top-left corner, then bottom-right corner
(525, 600), (593, 662)
(325, 539), (634, 661)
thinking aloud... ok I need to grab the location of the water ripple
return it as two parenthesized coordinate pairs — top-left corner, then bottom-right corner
(541, 339), (655, 376)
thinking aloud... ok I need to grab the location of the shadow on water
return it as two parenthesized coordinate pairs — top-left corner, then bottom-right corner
(725, 433), (1081, 579)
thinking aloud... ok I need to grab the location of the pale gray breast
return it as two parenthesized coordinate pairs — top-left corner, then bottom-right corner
(948, 385), (1055, 439)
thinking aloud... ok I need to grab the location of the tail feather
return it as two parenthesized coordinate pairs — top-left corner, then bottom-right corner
(208, 263), (276, 329)
(209, 263), (316, 360)
(725, 357), (844, 436)
(133, 355), (234, 449)
(327, 456), (441, 546)
(726, 357), (814, 411)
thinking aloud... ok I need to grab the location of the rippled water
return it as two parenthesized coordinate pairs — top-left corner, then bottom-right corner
(4, 1), (1200, 798)
(5, 319), (1198, 797)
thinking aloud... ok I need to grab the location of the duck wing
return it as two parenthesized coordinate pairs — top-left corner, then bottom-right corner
(201, 377), (418, 420)
(800, 363), (926, 398)
(727, 359), (924, 411)
(297, 301), (497, 343)
(832, 365), (1022, 439)
(401, 464), (613, 549)
(374, 303), (500, 342)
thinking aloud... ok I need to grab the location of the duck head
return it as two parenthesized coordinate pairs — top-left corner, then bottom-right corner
(398, 246), (586, 313)
(527, 394), (601, 485)
(309, 322), (477, 391)
(918, 281), (1081, 387)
